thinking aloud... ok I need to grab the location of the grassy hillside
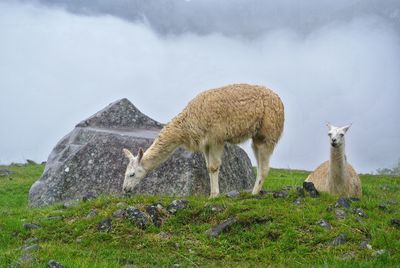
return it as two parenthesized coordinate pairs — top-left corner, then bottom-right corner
(0, 163), (399, 267)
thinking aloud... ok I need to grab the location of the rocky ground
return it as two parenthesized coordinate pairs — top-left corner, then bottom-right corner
(1, 163), (399, 267)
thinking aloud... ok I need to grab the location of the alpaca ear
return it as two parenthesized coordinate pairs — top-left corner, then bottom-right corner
(123, 148), (134, 160)
(342, 124), (352, 133)
(137, 148), (144, 162)
(326, 122), (333, 130)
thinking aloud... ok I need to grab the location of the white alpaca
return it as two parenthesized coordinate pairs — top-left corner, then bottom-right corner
(123, 84), (285, 197)
(305, 123), (362, 197)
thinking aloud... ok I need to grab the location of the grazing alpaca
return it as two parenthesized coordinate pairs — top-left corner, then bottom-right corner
(305, 123), (362, 197)
(123, 84), (285, 197)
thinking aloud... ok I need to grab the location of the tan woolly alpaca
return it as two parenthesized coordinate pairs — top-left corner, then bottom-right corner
(305, 123), (362, 197)
(123, 84), (285, 197)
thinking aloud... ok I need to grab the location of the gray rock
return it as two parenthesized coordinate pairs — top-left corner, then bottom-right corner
(293, 197), (302, 205)
(15, 253), (35, 267)
(23, 223), (41, 230)
(63, 200), (80, 208)
(24, 237), (39, 245)
(205, 204), (225, 213)
(86, 209), (97, 218)
(22, 244), (41, 253)
(29, 99), (256, 207)
(335, 209), (347, 219)
(47, 216), (63, 221)
(0, 168), (14, 177)
(206, 217), (237, 237)
(335, 197), (351, 208)
(47, 260), (65, 268)
(272, 190), (288, 198)
(226, 190), (240, 198)
(332, 233), (347, 246)
(145, 203), (166, 227)
(360, 240), (372, 250)
(390, 218), (400, 227)
(316, 219), (332, 230)
(98, 218), (112, 232)
(112, 209), (126, 218)
(167, 200), (189, 214)
(303, 182), (319, 198)
(341, 251), (355, 259)
(353, 208), (367, 218)
(125, 207), (149, 229)
(372, 249), (386, 256)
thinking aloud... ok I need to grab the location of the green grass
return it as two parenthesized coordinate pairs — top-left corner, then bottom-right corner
(0, 164), (399, 267)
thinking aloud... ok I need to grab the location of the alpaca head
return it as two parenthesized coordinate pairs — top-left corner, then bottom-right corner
(122, 148), (147, 193)
(326, 123), (351, 148)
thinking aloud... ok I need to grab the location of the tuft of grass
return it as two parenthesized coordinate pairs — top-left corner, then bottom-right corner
(0, 164), (399, 267)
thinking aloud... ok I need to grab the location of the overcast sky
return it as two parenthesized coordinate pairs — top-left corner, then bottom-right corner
(0, 0), (399, 173)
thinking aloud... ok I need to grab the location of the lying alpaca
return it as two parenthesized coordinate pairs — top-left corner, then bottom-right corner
(123, 84), (284, 197)
(305, 123), (362, 197)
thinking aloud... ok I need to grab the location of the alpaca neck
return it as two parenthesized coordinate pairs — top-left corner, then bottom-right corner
(329, 144), (346, 186)
(141, 122), (183, 173)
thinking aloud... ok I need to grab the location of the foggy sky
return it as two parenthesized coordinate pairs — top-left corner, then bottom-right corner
(0, 1), (399, 173)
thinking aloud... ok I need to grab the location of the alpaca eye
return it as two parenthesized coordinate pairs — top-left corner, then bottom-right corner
(340, 133), (344, 137)
(129, 173), (135, 178)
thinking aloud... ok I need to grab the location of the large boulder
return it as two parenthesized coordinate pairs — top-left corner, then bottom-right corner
(29, 99), (256, 207)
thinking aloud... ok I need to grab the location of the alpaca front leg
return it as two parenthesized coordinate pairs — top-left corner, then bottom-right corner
(204, 144), (224, 198)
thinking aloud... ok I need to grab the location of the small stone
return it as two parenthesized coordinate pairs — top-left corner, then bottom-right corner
(372, 249), (386, 257)
(293, 197), (302, 205)
(24, 237), (39, 245)
(296, 186), (305, 197)
(125, 207), (149, 229)
(335, 209), (347, 219)
(378, 203), (388, 211)
(332, 233), (347, 246)
(17, 253), (35, 266)
(158, 231), (171, 240)
(86, 209), (97, 218)
(272, 190), (288, 198)
(63, 200), (80, 208)
(112, 209), (126, 218)
(335, 197), (351, 208)
(82, 193), (96, 202)
(173, 264), (180, 268)
(326, 205), (334, 212)
(47, 260), (65, 268)
(145, 204), (166, 227)
(206, 204), (225, 213)
(390, 218), (400, 227)
(22, 244), (41, 252)
(26, 159), (37, 165)
(167, 200), (189, 214)
(342, 251), (355, 259)
(206, 217), (237, 237)
(303, 182), (319, 198)
(360, 240), (372, 250)
(0, 168), (14, 177)
(98, 218), (112, 232)
(353, 208), (367, 218)
(316, 219), (332, 230)
(226, 190), (240, 198)
(47, 216), (63, 221)
(23, 223), (41, 230)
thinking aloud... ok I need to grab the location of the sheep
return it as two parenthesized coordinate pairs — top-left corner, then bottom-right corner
(123, 83), (285, 197)
(305, 123), (362, 197)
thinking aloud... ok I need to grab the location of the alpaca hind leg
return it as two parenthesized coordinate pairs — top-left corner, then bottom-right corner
(204, 144), (224, 198)
(251, 142), (272, 195)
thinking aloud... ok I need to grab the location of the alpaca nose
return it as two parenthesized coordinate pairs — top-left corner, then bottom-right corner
(332, 138), (337, 143)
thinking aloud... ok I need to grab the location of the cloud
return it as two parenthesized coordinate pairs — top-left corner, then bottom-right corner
(0, 2), (399, 173)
